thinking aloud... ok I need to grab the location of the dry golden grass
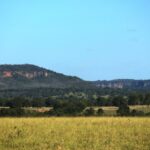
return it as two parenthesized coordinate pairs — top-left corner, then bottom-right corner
(94, 105), (150, 116)
(0, 117), (150, 150)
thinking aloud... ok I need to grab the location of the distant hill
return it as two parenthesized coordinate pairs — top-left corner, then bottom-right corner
(0, 64), (92, 89)
(93, 79), (150, 89)
(0, 64), (150, 90)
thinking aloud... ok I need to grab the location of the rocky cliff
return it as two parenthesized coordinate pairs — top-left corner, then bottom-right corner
(93, 79), (150, 89)
(0, 64), (92, 89)
(0, 64), (150, 90)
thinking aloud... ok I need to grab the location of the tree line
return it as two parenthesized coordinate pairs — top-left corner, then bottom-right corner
(0, 92), (150, 107)
(0, 93), (150, 117)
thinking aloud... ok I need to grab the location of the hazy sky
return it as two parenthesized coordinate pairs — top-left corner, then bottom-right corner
(0, 0), (150, 80)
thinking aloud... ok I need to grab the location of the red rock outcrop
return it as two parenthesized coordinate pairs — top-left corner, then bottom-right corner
(3, 71), (13, 78)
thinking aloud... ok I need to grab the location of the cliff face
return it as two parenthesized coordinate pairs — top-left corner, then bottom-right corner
(0, 64), (52, 80)
(2, 71), (49, 79)
(94, 79), (150, 89)
(0, 64), (150, 90)
(0, 64), (92, 90)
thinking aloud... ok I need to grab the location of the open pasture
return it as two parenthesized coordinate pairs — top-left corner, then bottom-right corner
(0, 117), (150, 150)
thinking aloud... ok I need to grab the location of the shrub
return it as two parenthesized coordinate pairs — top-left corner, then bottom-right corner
(117, 105), (130, 116)
(83, 107), (95, 116)
(97, 108), (104, 116)
(131, 109), (144, 116)
(0, 108), (25, 117)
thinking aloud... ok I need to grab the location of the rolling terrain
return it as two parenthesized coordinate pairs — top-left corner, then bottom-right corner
(1, 64), (150, 98)
(0, 64), (92, 90)
(94, 79), (150, 89)
(0, 64), (150, 90)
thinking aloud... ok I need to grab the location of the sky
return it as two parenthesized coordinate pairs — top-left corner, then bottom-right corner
(0, 0), (150, 81)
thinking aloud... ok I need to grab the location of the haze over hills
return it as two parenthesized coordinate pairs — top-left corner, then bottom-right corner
(94, 79), (150, 89)
(0, 64), (150, 90)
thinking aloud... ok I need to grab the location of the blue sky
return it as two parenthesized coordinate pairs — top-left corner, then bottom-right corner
(0, 0), (150, 80)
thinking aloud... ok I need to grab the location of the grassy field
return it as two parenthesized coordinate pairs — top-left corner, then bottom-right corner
(93, 105), (150, 116)
(0, 117), (150, 150)
(21, 105), (150, 116)
(1, 105), (150, 116)
(130, 105), (150, 113)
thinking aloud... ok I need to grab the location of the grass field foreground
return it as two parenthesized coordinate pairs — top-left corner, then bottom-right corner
(0, 117), (150, 150)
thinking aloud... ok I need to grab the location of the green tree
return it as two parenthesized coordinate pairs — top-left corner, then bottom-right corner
(144, 94), (150, 106)
(84, 107), (95, 116)
(97, 108), (104, 116)
(117, 104), (130, 116)
(128, 94), (141, 105)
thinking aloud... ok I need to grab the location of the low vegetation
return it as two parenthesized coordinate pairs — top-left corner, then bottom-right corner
(0, 117), (150, 150)
(0, 105), (150, 117)
(0, 93), (150, 116)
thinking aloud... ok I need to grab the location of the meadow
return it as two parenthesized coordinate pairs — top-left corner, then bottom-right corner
(0, 117), (150, 150)
(25, 105), (150, 116)
(98, 105), (150, 116)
